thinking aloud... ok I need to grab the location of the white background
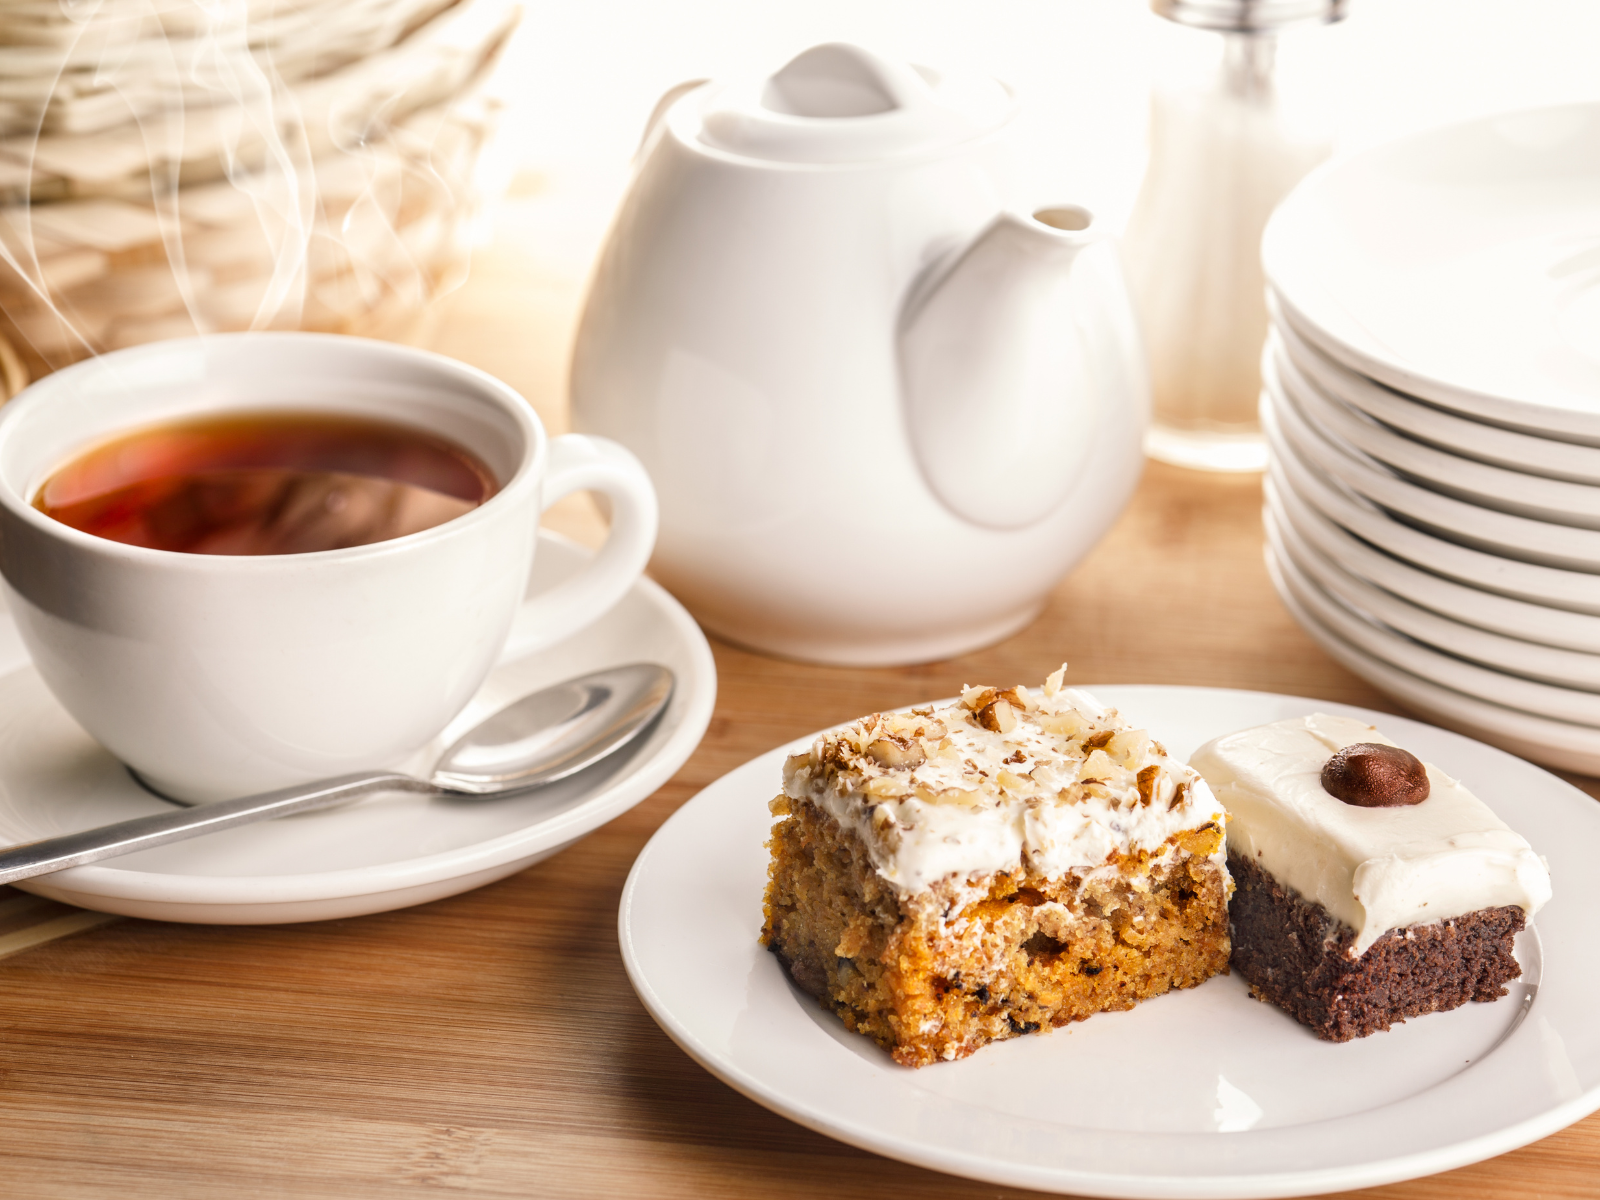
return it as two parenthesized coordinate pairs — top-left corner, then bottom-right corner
(492, 0), (1600, 232)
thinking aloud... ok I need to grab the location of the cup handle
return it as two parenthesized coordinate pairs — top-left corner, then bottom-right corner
(497, 434), (658, 664)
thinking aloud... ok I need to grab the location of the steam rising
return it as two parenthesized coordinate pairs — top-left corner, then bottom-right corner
(0, 0), (518, 377)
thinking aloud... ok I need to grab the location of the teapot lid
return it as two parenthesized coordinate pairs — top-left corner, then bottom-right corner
(689, 43), (1013, 165)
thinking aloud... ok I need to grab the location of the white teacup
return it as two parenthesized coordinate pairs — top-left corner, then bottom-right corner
(0, 334), (658, 803)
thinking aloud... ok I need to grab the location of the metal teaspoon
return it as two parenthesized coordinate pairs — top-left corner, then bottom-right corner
(0, 662), (674, 886)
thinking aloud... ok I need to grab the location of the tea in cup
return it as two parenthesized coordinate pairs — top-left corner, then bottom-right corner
(34, 409), (501, 556)
(0, 334), (657, 803)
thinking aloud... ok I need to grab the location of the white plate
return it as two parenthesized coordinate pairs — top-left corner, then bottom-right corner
(620, 688), (1600, 1198)
(1266, 475), (1600, 655)
(1270, 538), (1600, 728)
(1273, 310), (1600, 486)
(1270, 336), (1600, 529)
(1265, 554), (1600, 775)
(1266, 371), (1600, 573)
(1270, 539), (1600, 727)
(1262, 405), (1600, 616)
(1262, 103), (1600, 442)
(0, 533), (716, 923)
(1266, 500), (1600, 692)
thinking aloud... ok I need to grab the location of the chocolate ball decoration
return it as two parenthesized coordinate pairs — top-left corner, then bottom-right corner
(1321, 743), (1431, 808)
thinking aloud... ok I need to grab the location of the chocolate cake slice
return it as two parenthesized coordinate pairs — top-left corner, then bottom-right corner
(1192, 715), (1550, 1042)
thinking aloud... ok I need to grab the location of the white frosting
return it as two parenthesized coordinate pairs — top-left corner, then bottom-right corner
(782, 671), (1228, 899)
(1191, 714), (1552, 955)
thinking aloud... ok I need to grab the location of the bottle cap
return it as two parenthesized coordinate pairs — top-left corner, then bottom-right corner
(1152, 0), (1347, 33)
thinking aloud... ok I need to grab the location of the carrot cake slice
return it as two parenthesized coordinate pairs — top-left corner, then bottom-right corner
(1191, 714), (1552, 1041)
(761, 668), (1230, 1067)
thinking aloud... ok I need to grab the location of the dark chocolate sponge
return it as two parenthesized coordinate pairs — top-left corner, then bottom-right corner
(1228, 851), (1524, 1041)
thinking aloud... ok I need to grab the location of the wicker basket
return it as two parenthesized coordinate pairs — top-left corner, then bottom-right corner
(0, 0), (520, 377)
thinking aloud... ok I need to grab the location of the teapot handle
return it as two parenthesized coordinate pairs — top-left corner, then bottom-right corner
(635, 79), (709, 160)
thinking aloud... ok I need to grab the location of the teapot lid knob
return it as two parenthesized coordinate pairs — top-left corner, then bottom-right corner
(691, 43), (1012, 165)
(761, 43), (931, 118)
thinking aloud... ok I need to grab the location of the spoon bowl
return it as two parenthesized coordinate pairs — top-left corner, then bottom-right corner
(432, 664), (673, 794)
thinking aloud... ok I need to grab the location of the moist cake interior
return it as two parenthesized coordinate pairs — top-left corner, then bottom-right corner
(761, 672), (1232, 1067)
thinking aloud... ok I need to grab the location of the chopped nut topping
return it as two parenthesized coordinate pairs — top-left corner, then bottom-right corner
(976, 698), (1018, 734)
(996, 770), (1036, 796)
(1136, 764), (1161, 807)
(1081, 748), (1123, 785)
(961, 685), (997, 711)
(1043, 664), (1068, 696)
(781, 668), (1204, 838)
(1036, 710), (1093, 739)
(775, 666), (1222, 905)
(924, 787), (983, 807)
(867, 737), (926, 770)
(1107, 729), (1151, 768)
(865, 775), (909, 797)
(997, 686), (1032, 712)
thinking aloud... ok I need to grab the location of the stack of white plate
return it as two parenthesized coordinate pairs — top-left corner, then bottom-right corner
(1258, 102), (1600, 775)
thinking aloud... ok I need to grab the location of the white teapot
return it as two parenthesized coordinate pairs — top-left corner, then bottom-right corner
(571, 44), (1147, 665)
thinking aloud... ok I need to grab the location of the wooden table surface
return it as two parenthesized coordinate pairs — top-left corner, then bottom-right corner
(2, 182), (1596, 1199)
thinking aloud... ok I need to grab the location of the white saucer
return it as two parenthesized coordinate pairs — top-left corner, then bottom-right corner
(1267, 374), (1600, 573)
(0, 533), (716, 923)
(1265, 555), (1600, 776)
(1267, 474), (1600, 655)
(1273, 312), (1600, 486)
(1271, 339), (1600, 530)
(1263, 408), (1600, 616)
(1262, 103), (1600, 440)
(620, 687), (1600, 1198)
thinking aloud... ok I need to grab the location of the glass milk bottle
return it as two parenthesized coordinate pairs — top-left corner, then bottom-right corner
(1124, 0), (1346, 472)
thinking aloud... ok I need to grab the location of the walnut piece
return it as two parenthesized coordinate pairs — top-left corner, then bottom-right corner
(867, 736), (927, 770)
(976, 698), (1017, 734)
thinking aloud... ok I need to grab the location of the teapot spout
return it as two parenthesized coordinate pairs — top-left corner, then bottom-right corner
(899, 205), (1137, 530)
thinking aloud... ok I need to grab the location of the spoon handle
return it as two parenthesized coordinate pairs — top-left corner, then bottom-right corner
(0, 772), (434, 886)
